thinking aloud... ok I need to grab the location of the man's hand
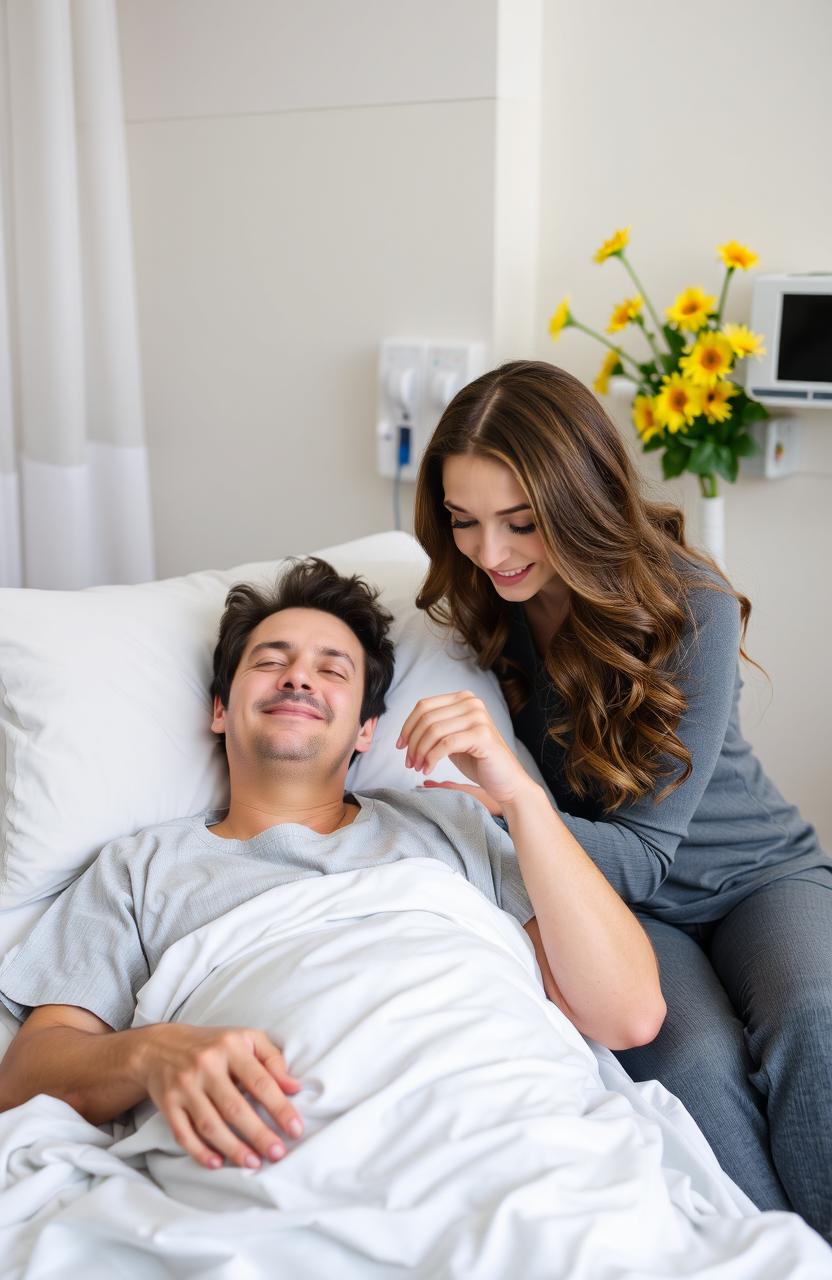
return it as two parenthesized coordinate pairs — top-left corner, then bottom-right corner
(397, 691), (534, 808)
(136, 1023), (303, 1171)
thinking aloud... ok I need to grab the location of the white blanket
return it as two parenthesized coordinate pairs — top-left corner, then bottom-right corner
(0, 860), (829, 1278)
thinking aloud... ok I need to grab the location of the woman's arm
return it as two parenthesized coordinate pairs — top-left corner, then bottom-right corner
(398, 695), (666, 1050)
(425, 584), (743, 906)
(508, 782), (666, 1048)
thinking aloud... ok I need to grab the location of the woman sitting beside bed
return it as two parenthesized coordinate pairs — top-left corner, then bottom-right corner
(409, 358), (832, 1243)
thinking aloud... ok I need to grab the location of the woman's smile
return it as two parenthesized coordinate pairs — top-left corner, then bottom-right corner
(488, 563), (534, 586)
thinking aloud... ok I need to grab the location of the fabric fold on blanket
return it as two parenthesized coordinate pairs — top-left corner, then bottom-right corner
(0, 859), (829, 1278)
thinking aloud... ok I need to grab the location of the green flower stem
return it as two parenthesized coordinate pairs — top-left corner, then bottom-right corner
(715, 267), (734, 326)
(698, 473), (719, 499)
(568, 320), (643, 377)
(634, 315), (666, 368)
(618, 252), (670, 351)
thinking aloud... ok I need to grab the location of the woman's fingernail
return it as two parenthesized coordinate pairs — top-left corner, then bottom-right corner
(208, 1156), (222, 1169)
(287, 1118), (303, 1138)
(395, 735), (403, 748)
(268, 1143), (285, 1161)
(245, 1154), (261, 1169)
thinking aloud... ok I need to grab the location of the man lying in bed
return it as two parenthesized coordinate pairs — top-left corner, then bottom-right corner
(0, 557), (664, 1174)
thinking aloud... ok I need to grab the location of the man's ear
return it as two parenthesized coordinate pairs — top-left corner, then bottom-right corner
(353, 716), (378, 755)
(211, 694), (226, 736)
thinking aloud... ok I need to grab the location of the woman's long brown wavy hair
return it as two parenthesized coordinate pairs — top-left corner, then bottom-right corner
(414, 360), (753, 813)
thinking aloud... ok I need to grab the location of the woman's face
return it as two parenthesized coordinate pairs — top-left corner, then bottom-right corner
(441, 455), (561, 603)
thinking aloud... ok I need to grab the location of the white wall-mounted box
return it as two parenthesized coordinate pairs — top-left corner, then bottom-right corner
(747, 274), (832, 408)
(376, 340), (487, 481)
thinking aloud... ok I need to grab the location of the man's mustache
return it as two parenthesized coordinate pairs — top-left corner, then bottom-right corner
(256, 692), (331, 722)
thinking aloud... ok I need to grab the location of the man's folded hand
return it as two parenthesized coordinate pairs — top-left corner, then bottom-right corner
(135, 1023), (302, 1170)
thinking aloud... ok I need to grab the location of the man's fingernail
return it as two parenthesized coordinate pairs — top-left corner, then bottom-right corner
(268, 1142), (285, 1160)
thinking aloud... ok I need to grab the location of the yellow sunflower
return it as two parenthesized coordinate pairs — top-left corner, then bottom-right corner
(680, 332), (735, 387)
(632, 394), (662, 441)
(666, 286), (716, 333)
(594, 350), (621, 394)
(593, 226), (631, 264)
(606, 294), (643, 334)
(718, 241), (759, 271)
(722, 323), (766, 360)
(548, 296), (572, 341)
(654, 375), (702, 433)
(702, 380), (739, 424)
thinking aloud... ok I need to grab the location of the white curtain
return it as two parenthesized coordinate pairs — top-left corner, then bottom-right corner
(0, 0), (154, 589)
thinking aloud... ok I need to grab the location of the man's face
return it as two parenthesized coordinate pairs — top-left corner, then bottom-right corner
(212, 608), (376, 777)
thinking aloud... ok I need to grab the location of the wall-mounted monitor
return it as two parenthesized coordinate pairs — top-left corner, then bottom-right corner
(747, 273), (832, 407)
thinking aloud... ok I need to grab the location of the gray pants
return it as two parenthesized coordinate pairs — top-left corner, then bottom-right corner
(615, 870), (832, 1243)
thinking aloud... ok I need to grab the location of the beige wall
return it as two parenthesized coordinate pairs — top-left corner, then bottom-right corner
(536, 0), (832, 846)
(117, 0), (540, 577)
(117, 0), (830, 845)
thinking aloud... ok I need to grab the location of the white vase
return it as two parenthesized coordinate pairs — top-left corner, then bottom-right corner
(699, 494), (726, 570)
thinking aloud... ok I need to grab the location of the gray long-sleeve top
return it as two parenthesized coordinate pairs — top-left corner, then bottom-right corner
(502, 578), (830, 924)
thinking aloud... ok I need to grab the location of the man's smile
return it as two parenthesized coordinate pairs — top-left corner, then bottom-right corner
(257, 693), (328, 721)
(264, 705), (323, 720)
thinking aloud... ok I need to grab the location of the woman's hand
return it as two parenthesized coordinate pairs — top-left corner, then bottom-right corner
(396, 691), (534, 809)
(420, 779), (503, 817)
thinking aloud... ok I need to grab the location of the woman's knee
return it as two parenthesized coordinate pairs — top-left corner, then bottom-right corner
(617, 999), (751, 1094)
(747, 986), (832, 1084)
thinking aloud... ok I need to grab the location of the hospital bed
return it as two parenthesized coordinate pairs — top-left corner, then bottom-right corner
(0, 531), (829, 1277)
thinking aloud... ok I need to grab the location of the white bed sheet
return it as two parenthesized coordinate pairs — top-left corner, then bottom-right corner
(1, 861), (829, 1279)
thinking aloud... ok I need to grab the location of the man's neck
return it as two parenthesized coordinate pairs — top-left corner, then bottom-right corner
(210, 775), (357, 841)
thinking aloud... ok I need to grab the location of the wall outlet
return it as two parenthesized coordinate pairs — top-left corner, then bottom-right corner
(744, 417), (801, 479)
(376, 339), (488, 481)
(376, 340), (426, 482)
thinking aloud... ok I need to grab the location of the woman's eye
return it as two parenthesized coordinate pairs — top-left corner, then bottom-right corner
(509, 523), (535, 535)
(450, 518), (475, 530)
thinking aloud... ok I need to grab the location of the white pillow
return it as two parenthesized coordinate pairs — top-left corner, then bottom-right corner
(346, 601), (516, 793)
(0, 531), (519, 910)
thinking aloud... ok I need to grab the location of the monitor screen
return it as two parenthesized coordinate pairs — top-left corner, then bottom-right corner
(777, 293), (832, 383)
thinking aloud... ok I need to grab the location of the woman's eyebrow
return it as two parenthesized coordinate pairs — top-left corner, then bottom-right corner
(443, 501), (532, 516)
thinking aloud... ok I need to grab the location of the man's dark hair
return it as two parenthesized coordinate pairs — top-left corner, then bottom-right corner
(210, 558), (396, 739)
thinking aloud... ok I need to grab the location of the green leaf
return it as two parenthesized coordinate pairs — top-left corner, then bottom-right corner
(734, 431), (760, 458)
(662, 325), (687, 360)
(688, 441), (718, 475)
(739, 398), (769, 426)
(661, 446), (689, 479)
(714, 445), (739, 484)
(655, 330), (686, 366)
(641, 434), (664, 452)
